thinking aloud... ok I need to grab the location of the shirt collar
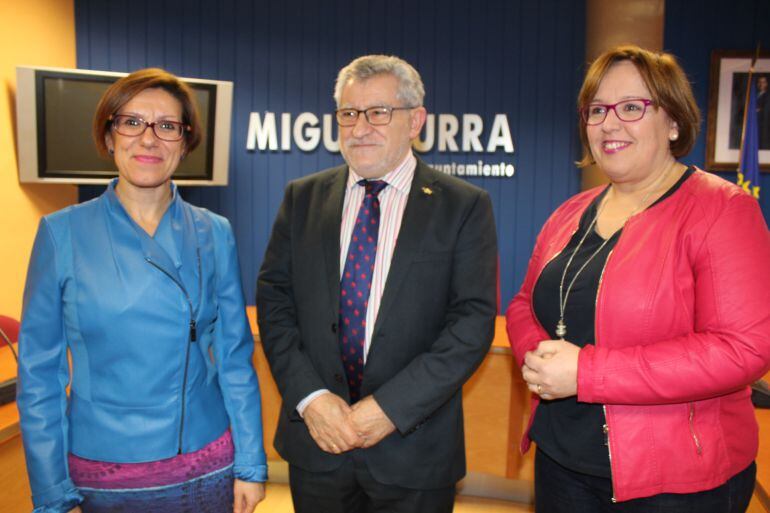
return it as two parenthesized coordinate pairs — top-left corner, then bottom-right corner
(345, 152), (416, 194)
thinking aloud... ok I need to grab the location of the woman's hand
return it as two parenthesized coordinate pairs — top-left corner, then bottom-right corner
(233, 479), (265, 513)
(522, 339), (580, 400)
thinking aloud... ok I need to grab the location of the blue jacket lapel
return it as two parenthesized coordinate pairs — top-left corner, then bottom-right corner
(104, 180), (186, 290)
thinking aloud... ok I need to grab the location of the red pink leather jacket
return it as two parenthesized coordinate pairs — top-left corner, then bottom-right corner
(506, 169), (770, 502)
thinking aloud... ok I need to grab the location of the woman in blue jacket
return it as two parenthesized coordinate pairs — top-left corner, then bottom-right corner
(17, 68), (267, 513)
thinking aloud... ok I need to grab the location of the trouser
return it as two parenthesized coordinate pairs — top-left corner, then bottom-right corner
(289, 451), (455, 513)
(535, 448), (756, 513)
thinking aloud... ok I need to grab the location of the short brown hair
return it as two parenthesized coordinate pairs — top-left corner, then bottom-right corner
(92, 68), (202, 157)
(576, 45), (701, 168)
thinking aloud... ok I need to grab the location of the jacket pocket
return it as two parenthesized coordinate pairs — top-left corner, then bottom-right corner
(688, 402), (703, 455)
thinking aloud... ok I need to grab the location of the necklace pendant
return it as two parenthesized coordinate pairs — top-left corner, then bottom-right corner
(556, 319), (567, 339)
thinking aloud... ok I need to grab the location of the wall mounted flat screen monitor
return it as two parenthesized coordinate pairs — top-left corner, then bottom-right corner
(16, 66), (233, 185)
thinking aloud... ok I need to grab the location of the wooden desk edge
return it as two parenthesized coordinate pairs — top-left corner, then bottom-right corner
(0, 343), (20, 445)
(0, 421), (19, 445)
(756, 480), (770, 512)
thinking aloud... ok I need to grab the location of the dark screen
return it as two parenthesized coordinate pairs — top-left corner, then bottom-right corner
(39, 72), (214, 180)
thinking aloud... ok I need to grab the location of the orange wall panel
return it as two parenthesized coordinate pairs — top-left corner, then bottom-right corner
(0, 0), (78, 319)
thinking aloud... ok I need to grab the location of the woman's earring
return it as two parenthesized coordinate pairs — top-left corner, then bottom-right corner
(669, 132), (679, 142)
(108, 148), (114, 155)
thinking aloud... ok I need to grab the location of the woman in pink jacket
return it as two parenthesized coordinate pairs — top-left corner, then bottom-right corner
(506, 44), (770, 512)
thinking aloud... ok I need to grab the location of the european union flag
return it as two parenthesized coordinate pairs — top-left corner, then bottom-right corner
(737, 75), (760, 199)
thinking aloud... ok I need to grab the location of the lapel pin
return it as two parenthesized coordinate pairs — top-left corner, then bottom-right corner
(421, 186), (433, 196)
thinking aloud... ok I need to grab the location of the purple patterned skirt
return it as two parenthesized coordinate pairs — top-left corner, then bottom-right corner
(68, 430), (234, 513)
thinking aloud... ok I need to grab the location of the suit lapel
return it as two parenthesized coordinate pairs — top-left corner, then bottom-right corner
(371, 162), (438, 341)
(321, 167), (348, 317)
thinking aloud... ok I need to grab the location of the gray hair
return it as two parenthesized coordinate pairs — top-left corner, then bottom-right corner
(333, 55), (425, 108)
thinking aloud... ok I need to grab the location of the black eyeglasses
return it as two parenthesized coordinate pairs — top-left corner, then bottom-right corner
(109, 114), (190, 141)
(335, 106), (416, 126)
(580, 99), (654, 126)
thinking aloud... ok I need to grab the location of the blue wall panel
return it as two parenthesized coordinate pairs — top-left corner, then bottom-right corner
(665, 0), (770, 218)
(75, 0), (586, 309)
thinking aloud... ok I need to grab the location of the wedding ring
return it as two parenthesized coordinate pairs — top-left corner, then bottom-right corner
(537, 384), (542, 394)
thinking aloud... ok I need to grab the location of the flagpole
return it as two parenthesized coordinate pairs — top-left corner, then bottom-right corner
(737, 44), (761, 175)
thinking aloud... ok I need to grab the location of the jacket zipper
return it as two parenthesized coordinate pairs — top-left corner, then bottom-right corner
(688, 403), (703, 455)
(146, 249), (202, 454)
(595, 249), (618, 503)
(596, 204), (662, 502)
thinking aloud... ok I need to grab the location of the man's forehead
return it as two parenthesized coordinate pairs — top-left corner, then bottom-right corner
(339, 75), (399, 106)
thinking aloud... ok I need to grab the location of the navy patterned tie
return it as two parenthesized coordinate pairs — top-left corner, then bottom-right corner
(339, 179), (388, 403)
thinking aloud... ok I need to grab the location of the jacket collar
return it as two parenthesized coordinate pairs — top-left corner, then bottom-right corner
(370, 158), (438, 344)
(102, 179), (199, 290)
(321, 168), (347, 315)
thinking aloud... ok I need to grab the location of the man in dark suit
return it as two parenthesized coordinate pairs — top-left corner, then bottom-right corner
(257, 55), (497, 513)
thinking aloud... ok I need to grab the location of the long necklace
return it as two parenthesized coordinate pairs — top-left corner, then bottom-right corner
(555, 164), (675, 340)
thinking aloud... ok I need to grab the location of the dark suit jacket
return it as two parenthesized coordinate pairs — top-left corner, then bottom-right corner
(257, 158), (498, 489)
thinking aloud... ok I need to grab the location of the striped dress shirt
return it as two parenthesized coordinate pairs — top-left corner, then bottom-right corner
(339, 152), (415, 362)
(296, 152), (415, 414)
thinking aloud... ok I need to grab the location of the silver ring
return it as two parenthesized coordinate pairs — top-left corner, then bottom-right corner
(536, 384), (542, 394)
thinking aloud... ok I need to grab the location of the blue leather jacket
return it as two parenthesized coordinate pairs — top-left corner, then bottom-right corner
(17, 180), (267, 513)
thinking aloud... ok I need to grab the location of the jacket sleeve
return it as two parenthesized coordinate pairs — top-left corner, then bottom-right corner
(372, 190), (499, 434)
(506, 215), (554, 367)
(210, 216), (268, 482)
(578, 193), (770, 405)
(17, 219), (84, 512)
(257, 184), (330, 417)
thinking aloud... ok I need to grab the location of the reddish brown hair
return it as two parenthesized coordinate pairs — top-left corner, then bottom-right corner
(577, 45), (701, 167)
(92, 68), (201, 157)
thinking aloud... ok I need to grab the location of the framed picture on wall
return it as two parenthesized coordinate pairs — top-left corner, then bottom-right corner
(706, 50), (770, 171)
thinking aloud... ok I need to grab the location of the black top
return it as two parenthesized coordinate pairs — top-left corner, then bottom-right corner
(530, 167), (694, 477)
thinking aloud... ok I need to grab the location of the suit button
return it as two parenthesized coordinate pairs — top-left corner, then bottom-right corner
(331, 323), (338, 333)
(334, 373), (344, 383)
